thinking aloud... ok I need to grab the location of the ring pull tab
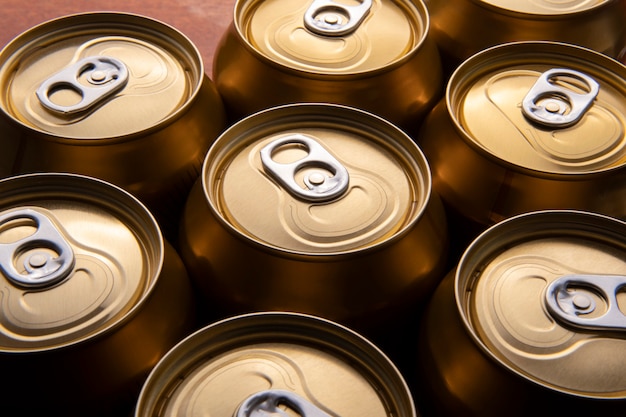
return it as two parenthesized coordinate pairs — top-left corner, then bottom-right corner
(36, 56), (129, 115)
(522, 68), (599, 128)
(0, 207), (75, 289)
(545, 274), (626, 331)
(235, 389), (334, 417)
(261, 134), (350, 202)
(304, 0), (372, 36)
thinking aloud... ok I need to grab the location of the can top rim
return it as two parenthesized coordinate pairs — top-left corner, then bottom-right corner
(445, 40), (626, 176)
(455, 209), (626, 399)
(199, 102), (434, 257)
(0, 172), (165, 353)
(469, 0), (612, 17)
(230, 0), (432, 76)
(0, 11), (206, 140)
(135, 311), (416, 416)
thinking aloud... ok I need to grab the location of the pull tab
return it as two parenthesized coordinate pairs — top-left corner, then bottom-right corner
(235, 389), (333, 417)
(522, 68), (599, 128)
(545, 274), (626, 331)
(36, 56), (129, 115)
(260, 134), (349, 202)
(0, 208), (75, 288)
(304, 0), (372, 36)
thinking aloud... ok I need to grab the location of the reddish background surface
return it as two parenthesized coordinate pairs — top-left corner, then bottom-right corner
(0, 0), (236, 78)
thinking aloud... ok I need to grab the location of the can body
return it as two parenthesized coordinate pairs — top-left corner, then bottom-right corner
(0, 12), (228, 240)
(416, 210), (626, 416)
(416, 41), (626, 246)
(135, 311), (417, 416)
(213, 0), (442, 132)
(179, 103), (448, 334)
(424, 0), (626, 73)
(0, 173), (197, 416)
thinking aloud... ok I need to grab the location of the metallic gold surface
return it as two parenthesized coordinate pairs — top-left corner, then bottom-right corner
(471, 237), (626, 395)
(459, 67), (626, 173)
(424, 0), (626, 72)
(0, 204), (147, 350)
(136, 312), (416, 417)
(416, 210), (626, 416)
(3, 32), (189, 137)
(0, 12), (227, 238)
(0, 173), (196, 416)
(417, 42), (626, 227)
(481, 0), (607, 14)
(215, 123), (423, 253)
(213, 0), (442, 131)
(179, 103), (448, 331)
(242, 0), (421, 73)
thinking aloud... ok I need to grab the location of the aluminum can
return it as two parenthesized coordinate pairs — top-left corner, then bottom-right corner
(416, 41), (626, 238)
(135, 311), (417, 416)
(213, 0), (443, 133)
(415, 210), (626, 416)
(0, 12), (228, 240)
(178, 103), (448, 335)
(0, 173), (197, 416)
(424, 0), (626, 74)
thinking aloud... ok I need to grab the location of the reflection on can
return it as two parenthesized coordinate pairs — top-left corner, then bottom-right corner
(424, 0), (626, 73)
(179, 103), (448, 333)
(0, 12), (228, 239)
(135, 312), (417, 417)
(416, 41), (626, 241)
(0, 173), (197, 416)
(416, 210), (626, 416)
(213, 0), (443, 132)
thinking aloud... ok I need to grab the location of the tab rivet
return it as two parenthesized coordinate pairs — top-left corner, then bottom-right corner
(309, 172), (326, 185)
(545, 100), (563, 114)
(28, 253), (48, 268)
(573, 294), (592, 311)
(324, 14), (339, 25)
(90, 70), (107, 83)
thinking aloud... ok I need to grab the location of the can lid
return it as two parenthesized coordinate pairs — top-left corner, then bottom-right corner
(457, 210), (626, 398)
(236, 0), (427, 74)
(449, 41), (626, 174)
(0, 173), (161, 351)
(0, 12), (203, 139)
(480, 0), (608, 15)
(136, 312), (415, 416)
(202, 103), (431, 254)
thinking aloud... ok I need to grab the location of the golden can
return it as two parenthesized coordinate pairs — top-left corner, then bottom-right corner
(178, 103), (448, 334)
(135, 311), (417, 416)
(424, 0), (626, 73)
(416, 210), (626, 416)
(0, 12), (228, 240)
(416, 41), (626, 237)
(0, 173), (197, 416)
(213, 0), (443, 132)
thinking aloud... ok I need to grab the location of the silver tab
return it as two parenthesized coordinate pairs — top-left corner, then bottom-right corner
(545, 274), (626, 331)
(522, 68), (599, 128)
(304, 0), (372, 36)
(235, 389), (333, 417)
(260, 134), (349, 202)
(0, 207), (75, 288)
(36, 56), (128, 115)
